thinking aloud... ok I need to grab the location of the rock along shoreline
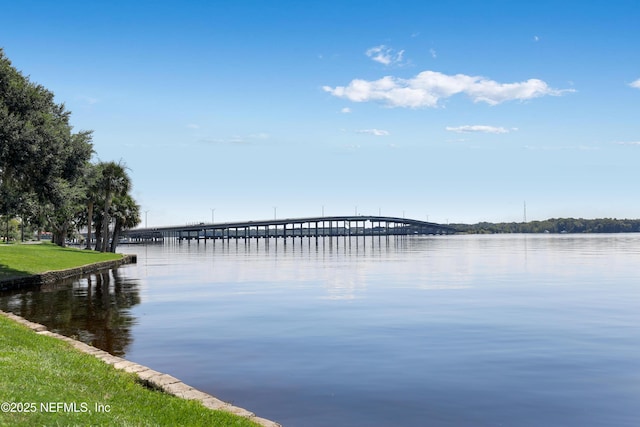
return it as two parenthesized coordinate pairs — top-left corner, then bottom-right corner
(0, 258), (281, 427)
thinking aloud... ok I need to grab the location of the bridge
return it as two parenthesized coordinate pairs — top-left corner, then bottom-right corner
(121, 215), (458, 243)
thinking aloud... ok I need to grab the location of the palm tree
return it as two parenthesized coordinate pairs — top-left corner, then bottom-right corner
(96, 161), (131, 252)
(109, 193), (141, 252)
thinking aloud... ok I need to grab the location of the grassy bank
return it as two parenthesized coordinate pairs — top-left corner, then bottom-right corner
(0, 242), (121, 280)
(0, 315), (258, 426)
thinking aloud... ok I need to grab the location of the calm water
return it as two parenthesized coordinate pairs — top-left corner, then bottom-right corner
(2, 234), (640, 426)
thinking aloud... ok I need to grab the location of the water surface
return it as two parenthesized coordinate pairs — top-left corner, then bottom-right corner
(2, 234), (639, 426)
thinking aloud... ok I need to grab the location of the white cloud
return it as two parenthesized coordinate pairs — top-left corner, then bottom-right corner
(629, 79), (640, 89)
(614, 140), (640, 146)
(248, 132), (269, 139)
(365, 45), (405, 66)
(199, 137), (225, 144)
(341, 107), (352, 113)
(446, 125), (513, 134)
(429, 48), (437, 59)
(533, 35), (540, 42)
(357, 129), (390, 136)
(229, 135), (246, 144)
(339, 143), (361, 153)
(199, 132), (268, 145)
(187, 123), (200, 129)
(525, 144), (599, 151)
(323, 70), (574, 108)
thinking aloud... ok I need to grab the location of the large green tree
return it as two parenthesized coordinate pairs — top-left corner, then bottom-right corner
(45, 131), (94, 246)
(1, 49), (83, 198)
(1, 49), (140, 247)
(1, 48), (94, 245)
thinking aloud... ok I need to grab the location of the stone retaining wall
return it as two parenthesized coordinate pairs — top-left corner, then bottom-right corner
(0, 254), (137, 292)
(0, 310), (280, 427)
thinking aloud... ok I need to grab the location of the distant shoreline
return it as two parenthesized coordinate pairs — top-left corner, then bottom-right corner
(452, 217), (640, 234)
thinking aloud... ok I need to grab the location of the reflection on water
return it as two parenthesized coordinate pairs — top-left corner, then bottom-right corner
(0, 268), (140, 356)
(2, 234), (640, 426)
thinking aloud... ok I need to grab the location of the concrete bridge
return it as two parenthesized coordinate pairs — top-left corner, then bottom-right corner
(121, 215), (458, 243)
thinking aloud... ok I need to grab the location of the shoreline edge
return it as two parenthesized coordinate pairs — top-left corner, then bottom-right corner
(0, 259), (281, 427)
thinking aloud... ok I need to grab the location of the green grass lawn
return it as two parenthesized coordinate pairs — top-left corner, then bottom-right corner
(0, 315), (259, 426)
(0, 242), (122, 279)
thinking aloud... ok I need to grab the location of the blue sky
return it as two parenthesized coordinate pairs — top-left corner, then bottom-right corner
(2, 0), (640, 226)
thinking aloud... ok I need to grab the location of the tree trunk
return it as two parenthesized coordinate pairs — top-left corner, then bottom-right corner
(52, 220), (69, 247)
(94, 217), (103, 252)
(85, 201), (93, 250)
(101, 191), (112, 252)
(53, 230), (66, 247)
(110, 220), (122, 253)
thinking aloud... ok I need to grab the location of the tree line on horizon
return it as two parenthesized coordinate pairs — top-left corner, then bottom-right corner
(453, 217), (640, 234)
(0, 48), (140, 250)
